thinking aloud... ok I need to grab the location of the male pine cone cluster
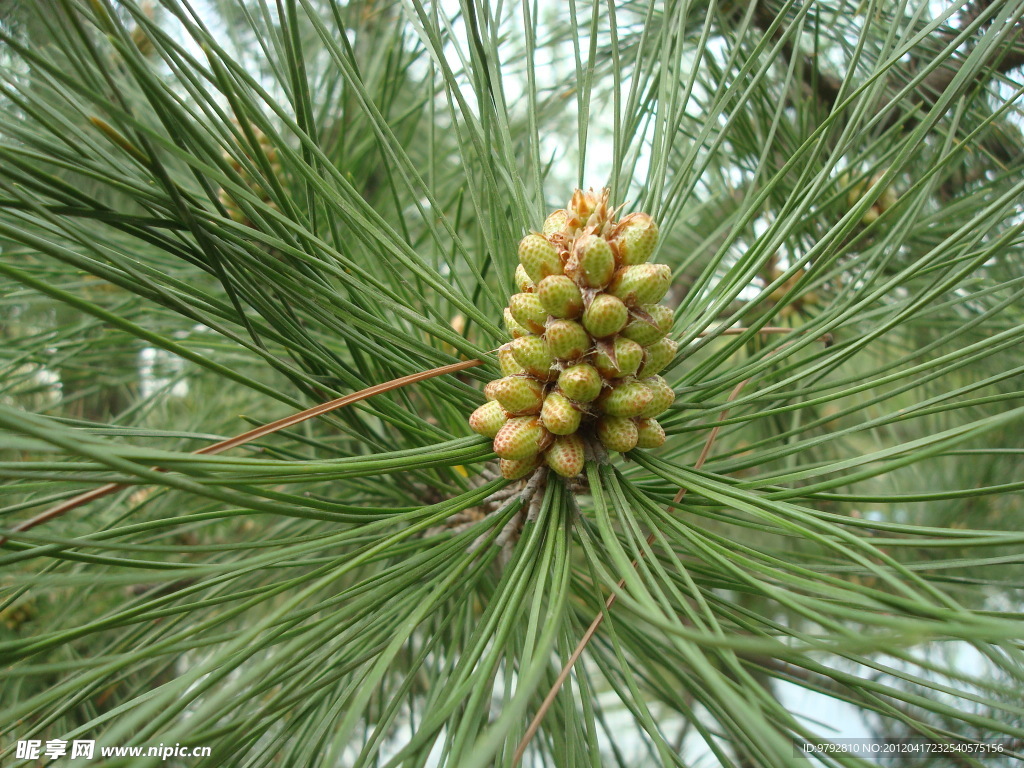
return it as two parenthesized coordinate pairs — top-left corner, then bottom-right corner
(470, 189), (677, 480)
(218, 126), (281, 226)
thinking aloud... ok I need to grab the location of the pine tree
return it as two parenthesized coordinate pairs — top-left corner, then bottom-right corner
(2, 1), (1024, 766)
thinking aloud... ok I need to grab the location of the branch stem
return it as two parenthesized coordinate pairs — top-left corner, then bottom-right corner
(0, 358), (483, 546)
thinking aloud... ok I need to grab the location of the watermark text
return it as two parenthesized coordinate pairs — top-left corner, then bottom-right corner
(15, 740), (211, 761)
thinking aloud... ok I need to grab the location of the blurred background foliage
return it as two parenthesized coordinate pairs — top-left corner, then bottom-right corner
(1, 0), (1024, 766)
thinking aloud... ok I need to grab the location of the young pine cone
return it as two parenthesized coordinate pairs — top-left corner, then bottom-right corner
(470, 188), (677, 480)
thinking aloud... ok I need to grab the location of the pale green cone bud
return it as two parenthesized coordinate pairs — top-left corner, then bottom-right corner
(545, 319), (590, 360)
(491, 376), (545, 415)
(542, 209), (570, 237)
(575, 234), (616, 288)
(514, 264), (535, 293)
(504, 308), (530, 339)
(879, 184), (898, 212)
(582, 294), (628, 338)
(501, 455), (542, 480)
(518, 234), (563, 284)
(638, 337), (677, 377)
(635, 418), (666, 448)
(594, 337), (644, 379)
(610, 212), (659, 266)
(598, 377), (655, 418)
(469, 400), (509, 438)
(540, 392), (582, 435)
(608, 264), (671, 306)
(545, 434), (586, 477)
(537, 275), (583, 319)
(493, 416), (549, 460)
(484, 379), (501, 401)
(557, 363), (603, 403)
(510, 335), (555, 379)
(509, 293), (548, 335)
(846, 175), (867, 208)
(498, 344), (525, 376)
(621, 304), (673, 346)
(639, 375), (675, 418)
(597, 415), (639, 453)
(847, 172), (897, 224)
